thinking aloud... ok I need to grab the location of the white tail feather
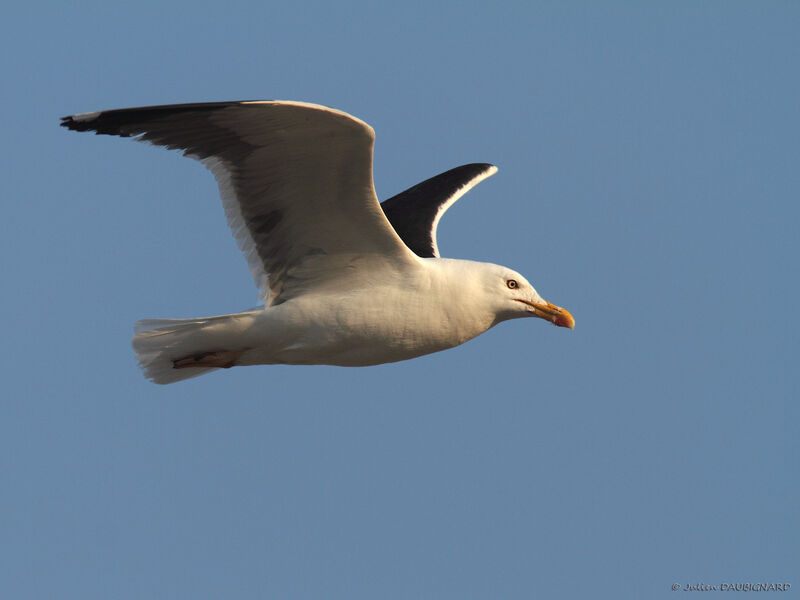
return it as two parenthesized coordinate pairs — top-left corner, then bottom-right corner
(132, 313), (256, 385)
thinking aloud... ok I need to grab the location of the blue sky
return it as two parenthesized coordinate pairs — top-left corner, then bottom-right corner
(2, 2), (798, 598)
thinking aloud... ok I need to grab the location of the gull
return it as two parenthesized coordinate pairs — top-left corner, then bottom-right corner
(61, 101), (574, 384)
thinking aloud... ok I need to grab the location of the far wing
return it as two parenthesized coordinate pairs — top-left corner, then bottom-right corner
(380, 163), (497, 258)
(61, 101), (418, 304)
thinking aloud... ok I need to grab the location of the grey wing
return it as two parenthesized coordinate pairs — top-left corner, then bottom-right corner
(380, 163), (497, 258)
(61, 101), (417, 304)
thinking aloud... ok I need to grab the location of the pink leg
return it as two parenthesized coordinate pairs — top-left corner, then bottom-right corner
(173, 350), (243, 370)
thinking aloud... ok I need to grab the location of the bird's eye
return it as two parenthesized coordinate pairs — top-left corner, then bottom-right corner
(507, 279), (518, 289)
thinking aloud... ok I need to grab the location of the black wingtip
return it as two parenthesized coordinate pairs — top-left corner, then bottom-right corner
(60, 114), (91, 131)
(59, 101), (265, 136)
(60, 111), (121, 135)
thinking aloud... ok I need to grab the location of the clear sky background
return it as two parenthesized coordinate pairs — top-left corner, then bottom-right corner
(2, 2), (797, 598)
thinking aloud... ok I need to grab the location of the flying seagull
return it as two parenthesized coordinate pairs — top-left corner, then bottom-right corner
(61, 101), (574, 384)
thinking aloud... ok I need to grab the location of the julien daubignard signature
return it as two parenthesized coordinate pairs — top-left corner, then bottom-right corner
(673, 582), (791, 592)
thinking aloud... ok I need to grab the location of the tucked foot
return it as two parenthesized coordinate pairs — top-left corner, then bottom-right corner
(173, 350), (242, 369)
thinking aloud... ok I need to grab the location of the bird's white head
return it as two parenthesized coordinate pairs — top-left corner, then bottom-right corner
(476, 263), (575, 329)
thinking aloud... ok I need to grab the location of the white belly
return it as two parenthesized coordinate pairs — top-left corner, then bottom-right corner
(237, 285), (495, 367)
